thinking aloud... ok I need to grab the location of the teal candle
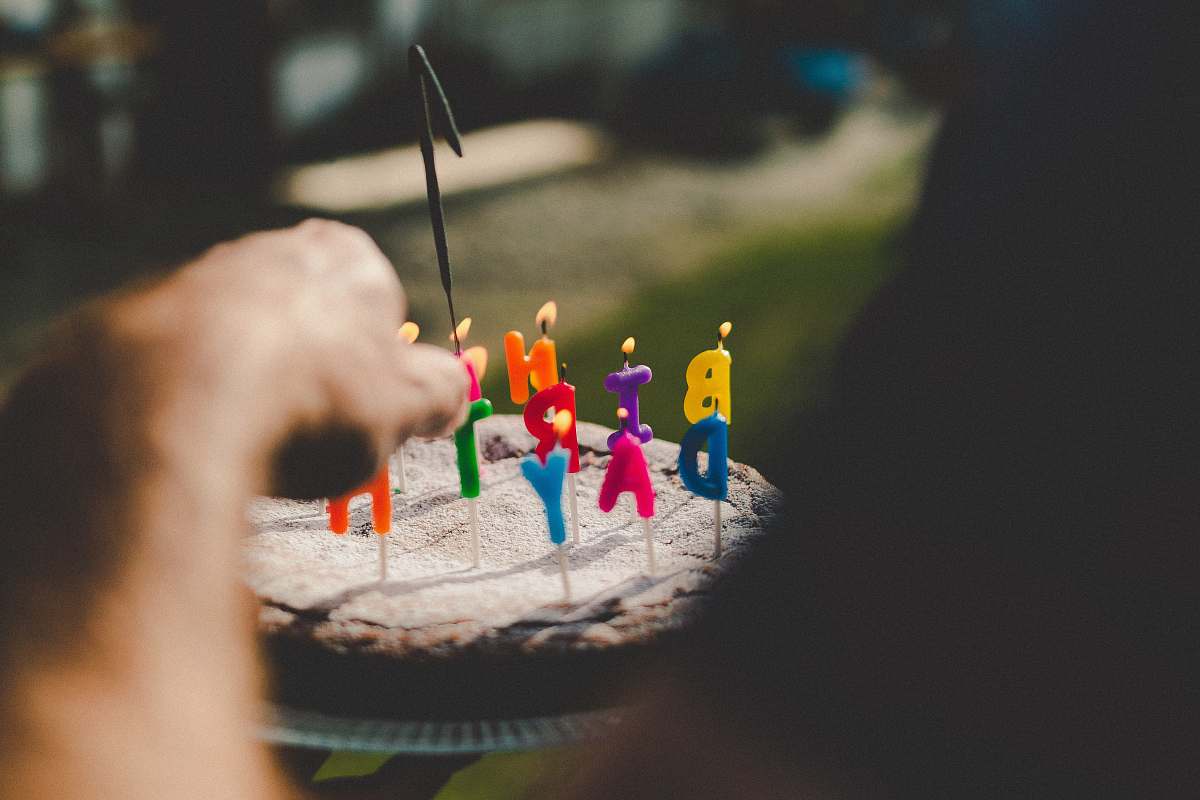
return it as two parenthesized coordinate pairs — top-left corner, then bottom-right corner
(521, 446), (570, 544)
(455, 398), (493, 498)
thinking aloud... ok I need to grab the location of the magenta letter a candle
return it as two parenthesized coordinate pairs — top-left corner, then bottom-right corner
(598, 430), (655, 518)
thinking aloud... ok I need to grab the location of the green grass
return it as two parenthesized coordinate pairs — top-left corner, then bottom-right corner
(431, 749), (585, 800)
(482, 210), (906, 482)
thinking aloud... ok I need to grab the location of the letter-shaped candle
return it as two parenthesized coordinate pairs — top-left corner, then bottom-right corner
(504, 301), (559, 404)
(521, 447), (569, 544)
(604, 337), (653, 448)
(455, 398), (494, 498)
(449, 317), (485, 400)
(598, 431), (655, 519)
(328, 466), (392, 534)
(684, 322), (733, 424)
(678, 411), (729, 501)
(524, 382), (580, 473)
(461, 346), (486, 401)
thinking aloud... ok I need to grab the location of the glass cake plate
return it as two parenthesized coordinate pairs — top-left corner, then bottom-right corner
(261, 704), (627, 755)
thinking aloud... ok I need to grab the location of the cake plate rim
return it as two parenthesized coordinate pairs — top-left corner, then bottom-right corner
(260, 702), (628, 755)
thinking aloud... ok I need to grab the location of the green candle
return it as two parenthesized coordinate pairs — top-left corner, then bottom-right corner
(455, 398), (493, 498)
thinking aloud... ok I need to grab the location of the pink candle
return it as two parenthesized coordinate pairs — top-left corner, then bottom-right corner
(598, 430), (655, 518)
(448, 317), (485, 400)
(461, 352), (482, 401)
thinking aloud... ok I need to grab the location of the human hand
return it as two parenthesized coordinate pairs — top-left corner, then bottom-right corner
(90, 218), (469, 498)
(0, 220), (469, 800)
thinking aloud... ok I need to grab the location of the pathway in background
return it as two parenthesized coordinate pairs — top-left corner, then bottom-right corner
(368, 99), (936, 351)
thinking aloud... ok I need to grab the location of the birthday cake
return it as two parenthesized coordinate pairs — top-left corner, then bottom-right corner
(245, 414), (781, 719)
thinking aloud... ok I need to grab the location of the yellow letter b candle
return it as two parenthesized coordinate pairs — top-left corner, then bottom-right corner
(684, 322), (733, 424)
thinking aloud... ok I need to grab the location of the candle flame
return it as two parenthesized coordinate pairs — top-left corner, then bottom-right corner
(719, 321), (732, 340)
(616, 407), (629, 420)
(398, 321), (420, 343)
(621, 337), (635, 355)
(552, 409), (573, 439)
(535, 301), (557, 330)
(464, 345), (488, 379)
(449, 316), (472, 343)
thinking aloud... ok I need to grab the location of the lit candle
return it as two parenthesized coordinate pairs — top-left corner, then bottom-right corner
(449, 317), (486, 401)
(327, 466), (393, 579)
(525, 379), (582, 543)
(504, 301), (559, 404)
(398, 321), (420, 343)
(678, 404), (729, 558)
(603, 337), (653, 449)
(523, 377), (580, 473)
(520, 410), (574, 599)
(599, 409), (657, 574)
(683, 322), (732, 424)
(455, 397), (494, 567)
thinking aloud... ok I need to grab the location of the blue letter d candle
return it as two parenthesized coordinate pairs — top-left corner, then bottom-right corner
(678, 411), (729, 501)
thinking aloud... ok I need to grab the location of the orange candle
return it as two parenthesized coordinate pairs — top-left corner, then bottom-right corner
(504, 301), (559, 404)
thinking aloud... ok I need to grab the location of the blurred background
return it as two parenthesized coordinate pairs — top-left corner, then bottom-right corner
(1, 0), (1073, 797)
(0, 0), (969, 484)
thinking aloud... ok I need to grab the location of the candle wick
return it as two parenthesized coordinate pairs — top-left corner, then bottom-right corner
(541, 320), (549, 337)
(560, 362), (568, 385)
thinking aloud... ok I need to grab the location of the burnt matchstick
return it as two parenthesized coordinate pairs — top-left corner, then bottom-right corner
(409, 44), (465, 354)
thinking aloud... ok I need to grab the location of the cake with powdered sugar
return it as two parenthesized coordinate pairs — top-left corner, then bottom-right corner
(246, 414), (781, 719)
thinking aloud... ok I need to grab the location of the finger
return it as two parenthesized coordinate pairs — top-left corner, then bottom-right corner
(195, 220), (407, 332)
(389, 343), (470, 440)
(290, 220), (407, 329)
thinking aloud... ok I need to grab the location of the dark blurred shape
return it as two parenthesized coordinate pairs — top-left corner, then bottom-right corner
(613, 27), (868, 157)
(623, 0), (1196, 796)
(270, 422), (377, 501)
(131, 0), (273, 187)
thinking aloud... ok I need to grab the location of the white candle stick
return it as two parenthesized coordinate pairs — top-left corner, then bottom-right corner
(568, 473), (580, 544)
(642, 517), (656, 576)
(468, 497), (480, 568)
(713, 499), (722, 558)
(557, 543), (571, 600)
(379, 535), (389, 581)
